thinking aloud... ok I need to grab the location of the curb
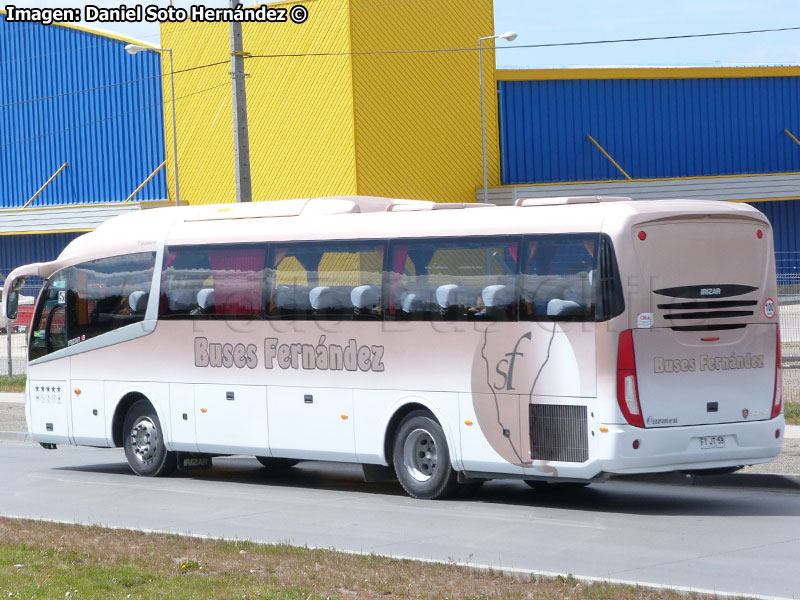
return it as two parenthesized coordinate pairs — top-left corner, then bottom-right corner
(0, 430), (29, 443)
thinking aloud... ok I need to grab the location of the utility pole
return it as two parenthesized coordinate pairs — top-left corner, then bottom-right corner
(230, 0), (252, 203)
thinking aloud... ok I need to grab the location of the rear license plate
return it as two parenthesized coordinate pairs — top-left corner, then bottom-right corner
(700, 436), (726, 449)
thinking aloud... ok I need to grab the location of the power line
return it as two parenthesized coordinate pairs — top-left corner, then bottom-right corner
(3, 24), (799, 112)
(0, 60), (230, 110)
(247, 25), (800, 59)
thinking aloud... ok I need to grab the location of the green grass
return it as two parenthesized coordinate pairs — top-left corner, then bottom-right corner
(0, 544), (320, 600)
(0, 518), (701, 600)
(0, 375), (25, 393)
(785, 401), (800, 425)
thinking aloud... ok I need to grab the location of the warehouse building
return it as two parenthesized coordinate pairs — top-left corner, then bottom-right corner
(492, 67), (800, 272)
(5, 0), (800, 287)
(161, 0), (800, 273)
(0, 10), (169, 295)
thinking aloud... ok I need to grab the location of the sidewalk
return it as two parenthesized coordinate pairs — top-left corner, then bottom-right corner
(0, 392), (24, 404)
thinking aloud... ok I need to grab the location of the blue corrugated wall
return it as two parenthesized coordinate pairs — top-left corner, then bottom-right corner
(749, 200), (800, 276)
(499, 78), (800, 185)
(0, 15), (167, 208)
(0, 232), (85, 296)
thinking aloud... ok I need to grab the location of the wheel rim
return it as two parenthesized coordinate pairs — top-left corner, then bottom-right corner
(403, 428), (438, 482)
(130, 417), (158, 463)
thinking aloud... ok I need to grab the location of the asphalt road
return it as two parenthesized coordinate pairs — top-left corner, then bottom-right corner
(0, 442), (798, 599)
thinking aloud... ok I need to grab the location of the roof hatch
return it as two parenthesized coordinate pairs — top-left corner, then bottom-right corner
(515, 196), (632, 207)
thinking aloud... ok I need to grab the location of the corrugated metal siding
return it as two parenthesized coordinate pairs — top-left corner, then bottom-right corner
(164, 0), (496, 205)
(161, 1), (356, 205)
(749, 200), (800, 275)
(0, 15), (168, 208)
(480, 174), (800, 204)
(0, 232), (84, 296)
(499, 78), (800, 185)
(350, 0), (497, 203)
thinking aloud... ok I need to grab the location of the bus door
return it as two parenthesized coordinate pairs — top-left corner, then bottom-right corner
(27, 270), (71, 445)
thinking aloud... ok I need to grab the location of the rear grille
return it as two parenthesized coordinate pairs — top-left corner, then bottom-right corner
(657, 300), (757, 310)
(529, 404), (588, 463)
(670, 323), (746, 332)
(656, 291), (759, 331)
(664, 310), (754, 320)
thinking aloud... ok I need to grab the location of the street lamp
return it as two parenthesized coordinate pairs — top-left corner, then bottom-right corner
(125, 43), (181, 206)
(479, 31), (517, 204)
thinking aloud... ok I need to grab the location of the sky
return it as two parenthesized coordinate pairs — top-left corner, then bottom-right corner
(9, 0), (800, 68)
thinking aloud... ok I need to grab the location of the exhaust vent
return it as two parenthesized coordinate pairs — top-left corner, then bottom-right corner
(529, 404), (588, 463)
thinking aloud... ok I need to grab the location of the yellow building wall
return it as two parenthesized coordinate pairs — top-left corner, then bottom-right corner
(161, 0), (357, 205)
(349, 0), (498, 203)
(162, 0), (497, 205)
(161, 21), (233, 205)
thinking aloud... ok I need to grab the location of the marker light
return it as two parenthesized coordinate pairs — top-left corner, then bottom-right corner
(200, 408), (207, 413)
(632, 439), (640, 450)
(638, 231), (646, 240)
(340, 414), (349, 420)
(617, 330), (644, 428)
(757, 229), (763, 239)
(464, 420), (473, 426)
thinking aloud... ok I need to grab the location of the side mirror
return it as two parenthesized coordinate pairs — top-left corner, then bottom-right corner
(5, 277), (26, 320)
(6, 291), (18, 321)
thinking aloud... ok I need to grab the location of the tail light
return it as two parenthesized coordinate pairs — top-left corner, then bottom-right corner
(772, 325), (783, 419)
(617, 329), (644, 428)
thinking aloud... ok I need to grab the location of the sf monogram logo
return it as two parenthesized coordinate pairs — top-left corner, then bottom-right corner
(493, 332), (531, 391)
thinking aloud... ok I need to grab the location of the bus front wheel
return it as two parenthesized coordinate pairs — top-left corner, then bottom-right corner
(123, 399), (177, 477)
(392, 411), (459, 500)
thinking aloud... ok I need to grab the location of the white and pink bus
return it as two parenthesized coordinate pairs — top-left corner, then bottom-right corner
(3, 195), (785, 498)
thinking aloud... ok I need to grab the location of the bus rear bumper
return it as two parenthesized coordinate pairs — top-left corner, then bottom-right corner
(597, 417), (785, 475)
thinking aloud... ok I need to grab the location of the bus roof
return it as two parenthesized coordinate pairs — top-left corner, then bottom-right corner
(23, 195), (771, 281)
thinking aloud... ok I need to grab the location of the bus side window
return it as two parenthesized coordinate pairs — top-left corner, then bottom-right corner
(519, 234), (599, 322)
(160, 245), (267, 320)
(270, 242), (384, 321)
(384, 237), (519, 321)
(70, 252), (157, 342)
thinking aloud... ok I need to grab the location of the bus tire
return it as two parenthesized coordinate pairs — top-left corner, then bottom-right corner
(392, 411), (459, 500)
(122, 399), (177, 477)
(256, 457), (299, 469)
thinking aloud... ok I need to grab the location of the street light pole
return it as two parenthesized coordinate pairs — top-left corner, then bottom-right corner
(479, 32), (517, 204)
(125, 43), (181, 207)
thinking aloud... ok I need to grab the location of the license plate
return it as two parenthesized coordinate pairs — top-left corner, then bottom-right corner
(700, 436), (726, 449)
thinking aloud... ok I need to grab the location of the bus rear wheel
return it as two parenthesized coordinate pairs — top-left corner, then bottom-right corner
(393, 411), (459, 500)
(123, 399), (177, 477)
